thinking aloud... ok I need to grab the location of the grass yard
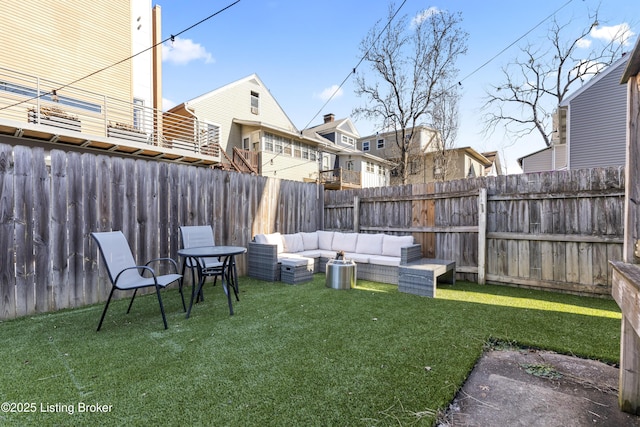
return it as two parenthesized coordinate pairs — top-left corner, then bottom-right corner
(0, 276), (621, 426)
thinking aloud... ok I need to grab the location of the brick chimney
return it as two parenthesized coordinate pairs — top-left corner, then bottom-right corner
(323, 113), (335, 123)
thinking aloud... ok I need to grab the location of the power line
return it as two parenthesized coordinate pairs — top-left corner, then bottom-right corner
(0, 0), (241, 112)
(299, 0), (408, 132)
(456, 0), (575, 87)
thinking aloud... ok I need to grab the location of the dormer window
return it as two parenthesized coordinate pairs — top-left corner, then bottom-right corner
(250, 91), (259, 114)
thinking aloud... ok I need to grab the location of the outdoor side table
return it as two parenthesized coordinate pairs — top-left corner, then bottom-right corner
(325, 259), (356, 289)
(280, 258), (313, 284)
(398, 258), (455, 297)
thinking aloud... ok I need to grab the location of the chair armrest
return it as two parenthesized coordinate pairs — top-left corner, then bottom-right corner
(114, 265), (157, 285)
(145, 257), (180, 274)
(401, 244), (422, 264)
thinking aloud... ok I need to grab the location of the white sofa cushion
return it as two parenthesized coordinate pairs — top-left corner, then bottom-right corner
(355, 233), (384, 256)
(345, 252), (370, 263)
(332, 232), (358, 252)
(317, 230), (335, 250)
(368, 255), (401, 267)
(283, 233), (304, 253)
(298, 250), (322, 258)
(300, 232), (319, 250)
(255, 232), (284, 254)
(318, 250), (337, 259)
(381, 235), (414, 258)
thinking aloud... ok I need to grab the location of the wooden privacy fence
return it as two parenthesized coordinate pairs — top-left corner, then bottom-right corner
(0, 144), (323, 321)
(324, 166), (625, 297)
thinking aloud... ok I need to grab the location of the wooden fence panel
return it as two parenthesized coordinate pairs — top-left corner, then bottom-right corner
(0, 145), (15, 319)
(14, 146), (34, 316)
(325, 166), (625, 297)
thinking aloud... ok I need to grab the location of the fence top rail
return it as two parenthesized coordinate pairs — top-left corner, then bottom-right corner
(357, 189), (480, 203)
(488, 189), (625, 201)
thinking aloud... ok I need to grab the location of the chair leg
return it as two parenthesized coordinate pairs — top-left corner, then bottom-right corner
(126, 289), (138, 314)
(155, 285), (168, 330)
(97, 287), (116, 332)
(178, 276), (186, 312)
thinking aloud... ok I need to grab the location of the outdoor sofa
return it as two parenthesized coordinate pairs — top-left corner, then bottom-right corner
(247, 231), (422, 284)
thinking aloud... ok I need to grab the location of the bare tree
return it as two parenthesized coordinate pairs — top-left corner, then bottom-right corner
(430, 81), (460, 181)
(353, 4), (468, 184)
(482, 11), (632, 147)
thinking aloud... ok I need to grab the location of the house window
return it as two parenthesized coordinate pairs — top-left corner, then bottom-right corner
(243, 137), (250, 150)
(293, 141), (302, 158)
(346, 160), (354, 171)
(133, 98), (144, 130)
(366, 162), (374, 173)
(362, 141), (370, 151)
(274, 136), (283, 154)
(250, 91), (259, 114)
(302, 145), (309, 159)
(0, 80), (102, 113)
(377, 139), (384, 149)
(283, 140), (292, 156)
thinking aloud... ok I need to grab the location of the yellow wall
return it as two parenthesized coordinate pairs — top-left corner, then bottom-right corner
(0, 0), (132, 101)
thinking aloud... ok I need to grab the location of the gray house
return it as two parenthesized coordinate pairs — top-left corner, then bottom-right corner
(519, 55), (629, 172)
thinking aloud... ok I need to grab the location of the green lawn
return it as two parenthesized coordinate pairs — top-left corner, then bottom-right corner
(0, 277), (621, 426)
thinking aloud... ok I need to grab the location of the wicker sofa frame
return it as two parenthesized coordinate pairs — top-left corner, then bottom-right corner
(247, 240), (423, 285)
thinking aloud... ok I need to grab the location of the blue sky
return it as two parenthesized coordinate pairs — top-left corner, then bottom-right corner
(158, 0), (637, 174)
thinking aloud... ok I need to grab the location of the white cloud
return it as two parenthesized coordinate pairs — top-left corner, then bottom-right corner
(411, 7), (440, 27)
(590, 23), (635, 46)
(315, 85), (343, 101)
(576, 38), (592, 49)
(162, 97), (177, 111)
(162, 37), (214, 65)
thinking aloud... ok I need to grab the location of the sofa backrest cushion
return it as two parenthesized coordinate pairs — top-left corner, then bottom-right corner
(317, 230), (335, 250)
(255, 232), (284, 254)
(332, 232), (358, 252)
(355, 233), (384, 255)
(283, 233), (305, 253)
(381, 234), (414, 257)
(300, 232), (319, 250)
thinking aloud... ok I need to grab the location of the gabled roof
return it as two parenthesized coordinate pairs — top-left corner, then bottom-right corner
(305, 117), (360, 138)
(622, 37), (640, 83)
(172, 73), (300, 133)
(559, 55), (630, 107)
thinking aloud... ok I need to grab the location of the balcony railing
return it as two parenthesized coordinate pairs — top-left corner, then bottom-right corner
(0, 66), (220, 162)
(319, 168), (361, 189)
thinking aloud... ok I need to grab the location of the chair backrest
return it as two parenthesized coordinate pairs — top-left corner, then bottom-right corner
(91, 231), (140, 286)
(180, 225), (215, 249)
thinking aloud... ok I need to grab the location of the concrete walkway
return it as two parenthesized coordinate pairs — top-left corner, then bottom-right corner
(438, 349), (640, 426)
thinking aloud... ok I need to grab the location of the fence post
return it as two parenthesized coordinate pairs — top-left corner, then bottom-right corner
(477, 188), (487, 284)
(353, 195), (360, 232)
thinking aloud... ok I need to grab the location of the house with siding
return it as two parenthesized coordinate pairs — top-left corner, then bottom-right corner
(303, 114), (390, 188)
(358, 126), (502, 184)
(169, 76), (390, 186)
(519, 55), (629, 172)
(0, 0), (219, 165)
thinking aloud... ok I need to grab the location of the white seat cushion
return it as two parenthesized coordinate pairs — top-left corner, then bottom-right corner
(317, 230), (335, 250)
(381, 235), (414, 258)
(345, 252), (369, 263)
(283, 233), (304, 253)
(318, 250), (337, 258)
(255, 232), (285, 254)
(368, 255), (401, 267)
(300, 232), (319, 250)
(298, 250), (322, 258)
(355, 233), (384, 256)
(332, 232), (358, 252)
